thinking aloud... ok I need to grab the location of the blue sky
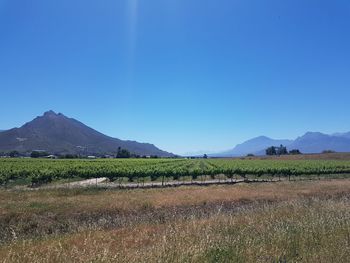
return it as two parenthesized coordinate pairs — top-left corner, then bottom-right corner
(0, 0), (350, 155)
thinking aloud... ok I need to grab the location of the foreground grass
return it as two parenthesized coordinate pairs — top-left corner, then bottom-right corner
(1, 180), (350, 262)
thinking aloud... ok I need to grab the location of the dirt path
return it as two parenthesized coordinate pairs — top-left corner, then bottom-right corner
(41, 177), (109, 189)
(38, 177), (284, 190)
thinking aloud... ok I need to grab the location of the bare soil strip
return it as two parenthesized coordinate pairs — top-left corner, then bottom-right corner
(37, 177), (323, 190)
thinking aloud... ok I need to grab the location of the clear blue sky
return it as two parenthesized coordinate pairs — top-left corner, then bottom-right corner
(1, 0), (350, 155)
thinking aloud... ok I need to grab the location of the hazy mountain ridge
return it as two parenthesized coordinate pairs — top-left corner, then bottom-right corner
(288, 132), (350, 154)
(0, 111), (173, 157)
(212, 132), (350, 157)
(210, 136), (292, 157)
(333, 132), (350, 139)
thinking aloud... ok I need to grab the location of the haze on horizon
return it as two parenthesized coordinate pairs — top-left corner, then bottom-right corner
(1, 0), (350, 155)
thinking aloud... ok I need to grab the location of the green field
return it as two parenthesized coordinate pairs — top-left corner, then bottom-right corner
(2, 158), (350, 186)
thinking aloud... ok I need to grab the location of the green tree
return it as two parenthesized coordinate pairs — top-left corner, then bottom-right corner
(277, 145), (288, 155)
(266, 146), (277, 156)
(30, 151), (48, 158)
(8, 151), (19, 158)
(289, 149), (301, 155)
(116, 147), (131, 158)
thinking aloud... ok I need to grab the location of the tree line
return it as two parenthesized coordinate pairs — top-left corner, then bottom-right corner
(265, 145), (301, 156)
(0, 147), (160, 159)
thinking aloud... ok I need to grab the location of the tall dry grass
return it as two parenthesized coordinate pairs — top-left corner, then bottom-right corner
(1, 196), (350, 262)
(1, 180), (350, 262)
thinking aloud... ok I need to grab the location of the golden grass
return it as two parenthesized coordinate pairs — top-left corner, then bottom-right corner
(1, 197), (349, 262)
(1, 180), (350, 262)
(1, 179), (350, 215)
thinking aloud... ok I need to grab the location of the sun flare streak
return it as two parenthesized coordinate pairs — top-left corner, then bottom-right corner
(126, 0), (139, 86)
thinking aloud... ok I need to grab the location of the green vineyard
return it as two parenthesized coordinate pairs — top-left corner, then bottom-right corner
(1, 158), (350, 186)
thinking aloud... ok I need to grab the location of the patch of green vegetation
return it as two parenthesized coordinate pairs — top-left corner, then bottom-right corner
(3, 177), (31, 188)
(204, 247), (242, 263)
(28, 202), (50, 210)
(51, 187), (109, 197)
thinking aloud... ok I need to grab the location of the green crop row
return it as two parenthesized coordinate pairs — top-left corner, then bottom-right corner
(1, 158), (350, 186)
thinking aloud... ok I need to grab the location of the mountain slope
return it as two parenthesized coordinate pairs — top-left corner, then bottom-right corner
(288, 132), (350, 154)
(0, 111), (173, 156)
(212, 132), (350, 157)
(333, 132), (350, 139)
(212, 136), (293, 157)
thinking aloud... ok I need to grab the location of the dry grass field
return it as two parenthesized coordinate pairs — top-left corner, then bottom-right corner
(1, 180), (350, 262)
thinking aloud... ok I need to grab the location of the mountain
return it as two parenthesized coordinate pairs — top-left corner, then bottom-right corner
(0, 111), (173, 157)
(333, 132), (350, 139)
(213, 132), (350, 157)
(288, 132), (350, 154)
(212, 136), (293, 157)
(182, 150), (214, 157)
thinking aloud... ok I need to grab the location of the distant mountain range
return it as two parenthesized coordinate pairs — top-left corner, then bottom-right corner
(212, 136), (293, 157)
(211, 132), (350, 157)
(1, 111), (350, 157)
(333, 132), (350, 139)
(0, 111), (173, 157)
